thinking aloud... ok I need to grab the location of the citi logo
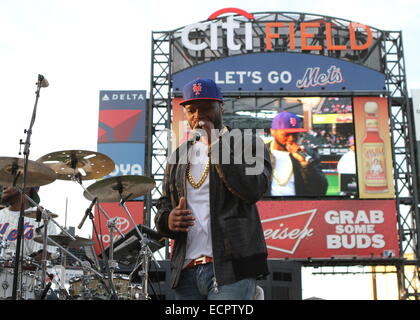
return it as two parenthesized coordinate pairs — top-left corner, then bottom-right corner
(181, 8), (373, 52)
(182, 8), (254, 52)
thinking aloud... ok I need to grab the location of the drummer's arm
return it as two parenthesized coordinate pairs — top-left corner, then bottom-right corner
(30, 249), (54, 261)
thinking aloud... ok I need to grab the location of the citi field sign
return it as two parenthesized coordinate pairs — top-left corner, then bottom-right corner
(173, 8), (384, 93)
(181, 8), (373, 52)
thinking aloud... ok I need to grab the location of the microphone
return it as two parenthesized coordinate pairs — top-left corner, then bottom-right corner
(285, 143), (314, 164)
(78, 197), (97, 229)
(38, 74), (49, 88)
(190, 121), (205, 142)
(295, 148), (314, 163)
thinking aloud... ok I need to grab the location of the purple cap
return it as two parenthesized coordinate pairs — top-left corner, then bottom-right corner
(180, 78), (223, 106)
(271, 111), (307, 132)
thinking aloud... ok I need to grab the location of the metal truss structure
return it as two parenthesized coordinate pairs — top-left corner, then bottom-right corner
(382, 30), (420, 299)
(148, 12), (420, 299)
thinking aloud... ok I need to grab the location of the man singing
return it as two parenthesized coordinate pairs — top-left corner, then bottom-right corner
(155, 78), (272, 300)
(268, 111), (328, 196)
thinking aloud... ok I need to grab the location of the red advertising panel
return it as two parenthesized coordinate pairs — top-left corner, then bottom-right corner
(257, 200), (399, 259)
(93, 202), (144, 255)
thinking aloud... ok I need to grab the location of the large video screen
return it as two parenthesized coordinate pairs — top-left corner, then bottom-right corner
(171, 96), (395, 199)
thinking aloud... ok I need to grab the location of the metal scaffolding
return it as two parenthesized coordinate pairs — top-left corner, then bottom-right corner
(148, 12), (420, 299)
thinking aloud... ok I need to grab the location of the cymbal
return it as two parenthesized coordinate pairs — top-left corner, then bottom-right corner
(83, 175), (156, 203)
(0, 157), (57, 187)
(24, 208), (58, 219)
(34, 235), (94, 248)
(37, 150), (115, 181)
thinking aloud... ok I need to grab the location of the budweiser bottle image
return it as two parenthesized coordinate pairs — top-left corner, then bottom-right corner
(362, 101), (388, 193)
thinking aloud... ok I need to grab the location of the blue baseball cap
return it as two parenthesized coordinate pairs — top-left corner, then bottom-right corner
(271, 111), (307, 132)
(180, 78), (223, 106)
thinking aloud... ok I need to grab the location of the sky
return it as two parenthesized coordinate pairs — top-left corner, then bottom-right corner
(1, 0), (418, 300)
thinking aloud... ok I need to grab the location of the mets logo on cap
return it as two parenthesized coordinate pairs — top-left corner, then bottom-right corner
(271, 111), (307, 133)
(290, 117), (297, 127)
(180, 78), (224, 105)
(192, 83), (202, 95)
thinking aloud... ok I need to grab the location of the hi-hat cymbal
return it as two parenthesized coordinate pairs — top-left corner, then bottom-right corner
(24, 208), (58, 219)
(0, 157), (57, 187)
(37, 150), (115, 181)
(83, 175), (156, 203)
(33, 235), (94, 248)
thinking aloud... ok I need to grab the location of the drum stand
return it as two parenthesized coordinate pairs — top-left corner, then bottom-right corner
(118, 193), (160, 300)
(71, 173), (124, 299)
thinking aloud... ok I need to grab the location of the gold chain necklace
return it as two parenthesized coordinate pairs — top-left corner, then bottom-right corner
(272, 167), (294, 186)
(187, 159), (210, 189)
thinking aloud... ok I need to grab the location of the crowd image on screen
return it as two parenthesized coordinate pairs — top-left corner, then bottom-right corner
(313, 97), (353, 114)
(300, 129), (353, 149)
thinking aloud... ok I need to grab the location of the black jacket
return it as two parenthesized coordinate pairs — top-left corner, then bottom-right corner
(155, 128), (272, 288)
(266, 142), (328, 196)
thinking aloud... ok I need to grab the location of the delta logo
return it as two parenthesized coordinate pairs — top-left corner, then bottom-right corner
(181, 8), (373, 52)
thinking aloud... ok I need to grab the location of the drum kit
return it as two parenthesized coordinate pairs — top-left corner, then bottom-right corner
(0, 150), (160, 300)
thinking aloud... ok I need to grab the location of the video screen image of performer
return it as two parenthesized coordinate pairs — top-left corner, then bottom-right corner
(155, 78), (272, 300)
(336, 135), (358, 195)
(267, 111), (328, 197)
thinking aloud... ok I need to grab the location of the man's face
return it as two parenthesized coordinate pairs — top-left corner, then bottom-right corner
(1, 186), (19, 204)
(183, 100), (223, 130)
(270, 130), (300, 147)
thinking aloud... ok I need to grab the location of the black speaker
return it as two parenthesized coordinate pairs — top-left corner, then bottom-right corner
(147, 260), (175, 300)
(256, 260), (302, 300)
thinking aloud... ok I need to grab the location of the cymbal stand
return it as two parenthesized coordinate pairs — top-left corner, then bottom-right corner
(15, 186), (76, 290)
(107, 218), (118, 279)
(45, 236), (104, 279)
(71, 173), (125, 239)
(71, 173), (123, 299)
(118, 192), (160, 300)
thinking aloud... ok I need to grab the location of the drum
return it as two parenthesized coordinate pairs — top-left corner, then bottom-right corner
(0, 250), (40, 300)
(0, 268), (37, 300)
(0, 235), (9, 260)
(111, 274), (131, 299)
(68, 274), (131, 299)
(68, 275), (98, 298)
(129, 283), (144, 300)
